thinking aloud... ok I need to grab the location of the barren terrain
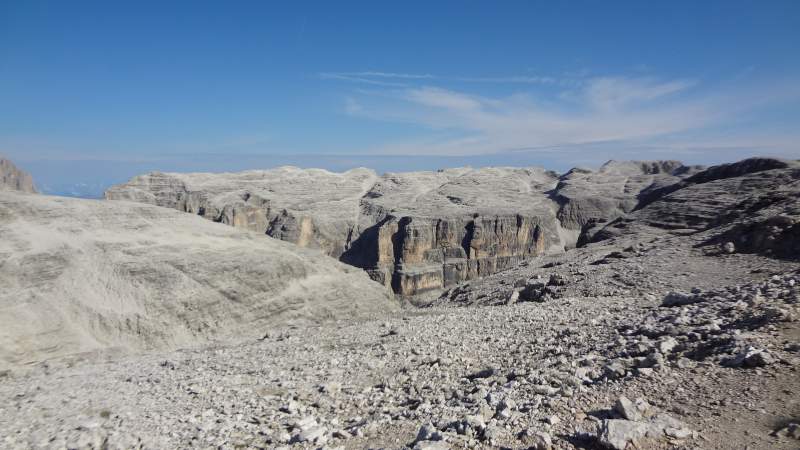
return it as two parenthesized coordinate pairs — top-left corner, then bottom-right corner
(1, 157), (799, 449)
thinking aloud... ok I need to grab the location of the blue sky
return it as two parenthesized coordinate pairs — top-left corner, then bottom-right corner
(1, 1), (799, 195)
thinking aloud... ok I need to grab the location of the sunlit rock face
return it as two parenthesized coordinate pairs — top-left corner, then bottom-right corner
(0, 158), (37, 193)
(107, 162), (698, 295)
(0, 190), (396, 368)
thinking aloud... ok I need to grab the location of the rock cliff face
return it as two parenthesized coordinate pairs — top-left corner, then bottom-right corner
(345, 167), (563, 295)
(0, 191), (396, 368)
(107, 162), (698, 295)
(0, 158), (36, 193)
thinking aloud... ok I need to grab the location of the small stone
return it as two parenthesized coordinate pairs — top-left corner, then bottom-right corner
(675, 357), (695, 369)
(463, 415), (486, 431)
(413, 441), (450, 450)
(469, 367), (497, 379)
(604, 361), (627, 380)
(291, 425), (327, 444)
(658, 337), (679, 354)
(280, 400), (300, 414)
(548, 273), (566, 286)
(661, 292), (699, 307)
(525, 430), (552, 450)
(533, 385), (559, 396)
(726, 347), (775, 368)
(614, 396), (643, 421)
(332, 429), (352, 439)
(482, 425), (504, 443)
(415, 423), (443, 442)
(507, 290), (520, 304)
(665, 427), (692, 439)
(773, 423), (800, 440)
(722, 241), (736, 254)
(546, 415), (560, 426)
(598, 419), (650, 450)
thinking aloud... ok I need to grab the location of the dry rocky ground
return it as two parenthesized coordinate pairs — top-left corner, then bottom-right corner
(1, 232), (798, 450)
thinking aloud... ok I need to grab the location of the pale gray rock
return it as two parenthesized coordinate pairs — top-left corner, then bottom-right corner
(589, 158), (800, 252)
(614, 396), (643, 422)
(598, 419), (650, 450)
(527, 430), (552, 450)
(107, 161), (698, 295)
(0, 158), (36, 193)
(105, 167), (378, 257)
(413, 441), (450, 450)
(0, 191), (396, 369)
(552, 160), (699, 246)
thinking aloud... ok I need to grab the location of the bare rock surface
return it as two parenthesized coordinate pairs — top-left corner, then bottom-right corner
(588, 158), (800, 254)
(0, 191), (396, 369)
(106, 161), (698, 295)
(0, 246), (796, 449)
(551, 160), (701, 246)
(0, 157), (36, 193)
(3, 157), (800, 449)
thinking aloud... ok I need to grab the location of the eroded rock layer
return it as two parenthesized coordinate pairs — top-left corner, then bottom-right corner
(107, 162), (698, 295)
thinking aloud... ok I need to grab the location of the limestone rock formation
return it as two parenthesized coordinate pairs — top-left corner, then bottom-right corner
(107, 162), (700, 295)
(551, 160), (702, 246)
(0, 157), (36, 193)
(0, 191), (396, 369)
(589, 158), (800, 255)
(347, 167), (565, 295)
(104, 167), (379, 257)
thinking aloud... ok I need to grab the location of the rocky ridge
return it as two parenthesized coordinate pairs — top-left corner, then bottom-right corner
(0, 157), (36, 193)
(106, 161), (698, 295)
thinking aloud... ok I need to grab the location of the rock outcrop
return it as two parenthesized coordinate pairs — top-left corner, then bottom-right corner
(0, 158), (36, 193)
(552, 160), (703, 246)
(589, 158), (800, 256)
(348, 167), (565, 295)
(107, 162), (700, 295)
(0, 191), (396, 368)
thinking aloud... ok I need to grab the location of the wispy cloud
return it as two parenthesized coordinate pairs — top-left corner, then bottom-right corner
(319, 71), (563, 86)
(454, 75), (559, 85)
(330, 71), (436, 79)
(336, 75), (800, 157)
(318, 73), (409, 87)
(582, 77), (695, 112)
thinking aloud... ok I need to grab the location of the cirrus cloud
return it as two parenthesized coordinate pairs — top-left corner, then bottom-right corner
(333, 73), (800, 158)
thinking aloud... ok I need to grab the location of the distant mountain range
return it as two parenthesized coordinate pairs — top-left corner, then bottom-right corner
(36, 182), (109, 199)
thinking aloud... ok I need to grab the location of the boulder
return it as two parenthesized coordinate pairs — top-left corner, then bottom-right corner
(597, 419), (650, 449)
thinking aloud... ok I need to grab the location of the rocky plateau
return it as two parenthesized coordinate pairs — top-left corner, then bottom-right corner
(106, 161), (702, 296)
(1, 156), (799, 450)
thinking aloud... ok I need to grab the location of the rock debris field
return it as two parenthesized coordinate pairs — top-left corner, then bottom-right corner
(2, 240), (799, 450)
